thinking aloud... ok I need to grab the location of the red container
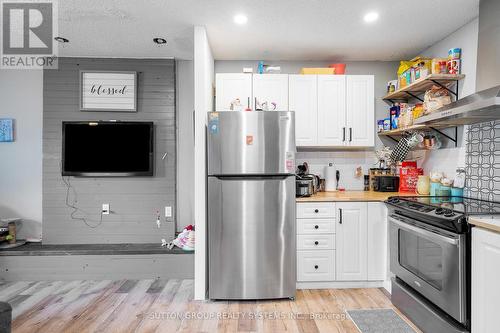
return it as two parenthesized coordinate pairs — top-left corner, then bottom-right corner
(329, 63), (346, 74)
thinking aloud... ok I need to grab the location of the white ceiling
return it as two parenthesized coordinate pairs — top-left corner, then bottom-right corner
(58, 0), (479, 61)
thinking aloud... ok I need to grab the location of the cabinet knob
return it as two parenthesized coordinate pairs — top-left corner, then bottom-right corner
(314, 225), (319, 229)
(314, 265), (319, 269)
(314, 241), (319, 245)
(314, 209), (319, 213)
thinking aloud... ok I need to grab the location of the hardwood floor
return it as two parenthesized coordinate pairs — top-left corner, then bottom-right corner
(0, 279), (421, 333)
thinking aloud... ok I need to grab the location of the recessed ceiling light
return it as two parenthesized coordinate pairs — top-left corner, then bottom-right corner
(363, 12), (379, 23)
(234, 14), (248, 25)
(153, 37), (167, 45)
(54, 36), (69, 43)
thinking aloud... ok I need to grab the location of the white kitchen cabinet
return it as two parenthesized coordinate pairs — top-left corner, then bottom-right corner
(215, 73), (252, 110)
(317, 75), (346, 146)
(336, 202), (368, 281)
(252, 74), (289, 111)
(289, 75), (318, 146)
(346, 75), (374, 147)
(367, 202), (387, 281)
(472, 227), (500, 333)
(297, 250), (335, 282)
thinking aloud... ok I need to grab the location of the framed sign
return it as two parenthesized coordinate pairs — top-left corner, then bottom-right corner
(0, 119), (14, 142)
(80, 71), (137, 112)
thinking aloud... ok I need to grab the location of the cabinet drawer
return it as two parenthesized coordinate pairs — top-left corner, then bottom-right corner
(297, 234), (335, 250)
(297, 218), (335, 234)
(297, 203), (335, 218)
(297, 250), (335, 282)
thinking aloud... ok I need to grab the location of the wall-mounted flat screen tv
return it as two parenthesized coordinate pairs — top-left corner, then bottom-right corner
(62, 121), (154, 177)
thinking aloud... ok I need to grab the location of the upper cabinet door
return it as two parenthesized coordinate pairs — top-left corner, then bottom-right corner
(215, 73), (252, 111)
(345, 75), (374, 147)
(336, 202), (368, 281)
(289, 75), (318, 147)
(317, 75), (346, 146)
(253, 74), (289, 111)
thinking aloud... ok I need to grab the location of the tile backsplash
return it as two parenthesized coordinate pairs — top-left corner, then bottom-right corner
(296, 151), (379, 190)
(465, 121), (500, 201)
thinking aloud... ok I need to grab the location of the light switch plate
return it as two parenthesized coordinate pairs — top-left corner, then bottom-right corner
(165, 206), (172, 218)
(102, 204), (110, 215)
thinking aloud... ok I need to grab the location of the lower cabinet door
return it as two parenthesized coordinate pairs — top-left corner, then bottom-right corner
(472, 227), (500, 333)
(297, 250), (335, 282)
(336, 202), (368, 281)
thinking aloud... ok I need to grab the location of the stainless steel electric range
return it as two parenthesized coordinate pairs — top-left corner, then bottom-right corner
(385, 196), (500, 333)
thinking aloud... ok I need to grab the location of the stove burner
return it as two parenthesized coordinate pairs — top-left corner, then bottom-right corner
(435, 208), (446, 215)
(444, 210), (456, 217)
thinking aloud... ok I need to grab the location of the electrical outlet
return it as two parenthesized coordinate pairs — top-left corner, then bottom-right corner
(165, 206), (172, 218)
(102, 203), (110, 215)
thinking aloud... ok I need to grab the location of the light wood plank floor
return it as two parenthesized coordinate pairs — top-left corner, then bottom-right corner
(0, 279), (421, 333)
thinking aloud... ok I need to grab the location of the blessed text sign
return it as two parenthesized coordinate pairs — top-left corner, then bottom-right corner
(80, 71), (137, 112)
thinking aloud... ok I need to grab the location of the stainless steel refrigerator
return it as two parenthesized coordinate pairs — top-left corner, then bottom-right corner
(207, 111), (296, 300)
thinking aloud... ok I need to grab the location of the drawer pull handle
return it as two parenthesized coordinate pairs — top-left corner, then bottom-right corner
(314, 265), (319, 269)
(314, 225), (319, 229)
(314, 241), (319, 245)
(339, 208), (343, 224)
(314, 209), (319, 213)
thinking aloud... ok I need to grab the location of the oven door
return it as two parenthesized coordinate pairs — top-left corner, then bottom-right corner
(389, 214), (466, 325)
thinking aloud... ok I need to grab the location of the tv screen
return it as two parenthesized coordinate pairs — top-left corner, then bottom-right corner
(62, 121), (154, 177)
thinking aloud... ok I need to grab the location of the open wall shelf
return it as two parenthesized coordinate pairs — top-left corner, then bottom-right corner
(382, 74), (465, 103)
(378, 124), (458, 147)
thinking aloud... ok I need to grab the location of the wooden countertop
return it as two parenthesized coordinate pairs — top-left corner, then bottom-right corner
(296, 191), (403, 202)
(469, 217), (500, 233)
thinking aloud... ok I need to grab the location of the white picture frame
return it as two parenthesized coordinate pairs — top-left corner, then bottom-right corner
(80, 71), (137, 112)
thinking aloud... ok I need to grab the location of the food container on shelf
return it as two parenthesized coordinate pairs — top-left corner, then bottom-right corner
(300, 68), (335, 75)
(432, 58), (448, 74)
(447, 58), (461, 74)
(328, 63), (346, 74)
(390, 105), (400, 129)
(383, 118), (391, 131)
(412, 103), (424, 120)
(448, 48), (461, 59)
(387, 80), (398, 93)
(377, 120), (384, 133)
(413, 58), (432, 80)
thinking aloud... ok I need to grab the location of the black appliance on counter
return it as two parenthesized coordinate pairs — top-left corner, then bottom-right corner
(385, 196), (500, 333)
(373, 175), (399, 192)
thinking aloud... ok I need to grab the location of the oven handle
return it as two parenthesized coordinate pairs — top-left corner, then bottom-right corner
(389, 216), (459, 246)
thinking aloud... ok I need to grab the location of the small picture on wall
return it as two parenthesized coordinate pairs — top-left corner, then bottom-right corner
(80, 71), (137, 112)
(0, 119), (14, 142)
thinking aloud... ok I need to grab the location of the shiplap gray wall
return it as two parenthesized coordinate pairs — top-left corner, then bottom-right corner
(43, 58), (176, 244)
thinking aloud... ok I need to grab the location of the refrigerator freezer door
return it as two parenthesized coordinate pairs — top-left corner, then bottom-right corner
(208, 175), (296, 299)
(207, 111), (296, 175)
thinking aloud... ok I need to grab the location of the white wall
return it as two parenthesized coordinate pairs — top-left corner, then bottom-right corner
(176, 60), (194, 232)
(412, 18), (478, 177)
(0, 70), (43, 240)
(193, 26), (214, 300)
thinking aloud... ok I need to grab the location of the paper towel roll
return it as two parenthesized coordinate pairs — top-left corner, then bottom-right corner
(325, 163), (336, 191)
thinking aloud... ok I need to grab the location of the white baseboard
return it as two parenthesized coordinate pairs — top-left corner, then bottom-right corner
(383, 280), (392, 294)
(296, 280), (385, 289)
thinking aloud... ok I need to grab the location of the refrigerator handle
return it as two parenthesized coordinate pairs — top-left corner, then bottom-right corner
(213, 175), (291, 180)
(342, 127), (346, 142)
(339, 208), (343, 224)
(349, 128), (352, 142)
(192, 109), (195, 143)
